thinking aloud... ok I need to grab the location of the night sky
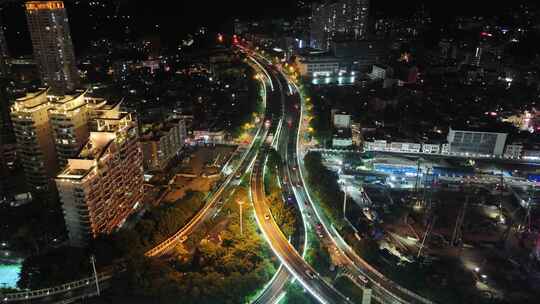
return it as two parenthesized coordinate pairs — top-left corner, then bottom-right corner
(0, 0), (536, 56)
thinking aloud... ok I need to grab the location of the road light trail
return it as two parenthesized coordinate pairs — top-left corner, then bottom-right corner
(246, 53), (352, 304)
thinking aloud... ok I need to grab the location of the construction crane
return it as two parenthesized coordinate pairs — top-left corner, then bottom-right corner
(417, 215), (437, 258)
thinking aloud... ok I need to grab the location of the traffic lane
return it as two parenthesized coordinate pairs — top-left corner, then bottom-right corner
(253, 267), (290, 304)
(251, 56), (349, 304)
(252, 164), (349, 304)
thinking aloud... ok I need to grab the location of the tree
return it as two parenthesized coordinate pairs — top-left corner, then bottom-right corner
(304, 151), (344, 227)
(267, 193), (296, 237)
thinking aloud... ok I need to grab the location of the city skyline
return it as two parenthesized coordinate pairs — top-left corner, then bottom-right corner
(0, 1), (539, 303)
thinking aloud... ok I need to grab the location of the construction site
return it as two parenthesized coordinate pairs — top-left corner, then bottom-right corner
(324, 151), (540, 303)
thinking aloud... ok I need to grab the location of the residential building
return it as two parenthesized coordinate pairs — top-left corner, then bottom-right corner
(447, 127), (508, 157)
(141, 119), (187, 171)
(56, 110), (144, 247)
(10, 88), (113, 194)
(49, 91), (91, 167)
(310, 0), (370, 50)
(11, 90), (57, 192)
(25, 1), (79, 94)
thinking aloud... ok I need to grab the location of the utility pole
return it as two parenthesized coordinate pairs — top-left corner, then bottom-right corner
(343, 188), (348, 220)
(417, 216), (436, 258)
(499, 173), (504, 224)
(414, 159), (421, 193)
(525, 196), (532, 233)
(90, 255), (100, 296)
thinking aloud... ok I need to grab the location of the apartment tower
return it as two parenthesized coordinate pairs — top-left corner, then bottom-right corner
(56, 108), (144, 246)
(25, 1), (79, 94)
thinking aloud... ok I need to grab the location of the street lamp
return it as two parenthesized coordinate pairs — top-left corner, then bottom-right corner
(238, 200), (245, 236)
(90, 255), (100, 296)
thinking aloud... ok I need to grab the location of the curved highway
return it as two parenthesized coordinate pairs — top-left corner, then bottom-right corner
(248, 53), (351, 304)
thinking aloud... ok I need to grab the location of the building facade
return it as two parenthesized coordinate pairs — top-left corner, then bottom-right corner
(56, 111), (144, 247)
(25, 1), (79, 94)
(332, 128), (353, 148)
(11, 90), (58, 192)
(310, 0), (370, 50)
(504, 144), (523, 159)
(0, 19), (10, 78)
(447, 128), (507, 157)
(141, 119), (187, 171)
(295, 54), (340, 77)
(11, 88), (117, 194)
(49, 91), (91, 167)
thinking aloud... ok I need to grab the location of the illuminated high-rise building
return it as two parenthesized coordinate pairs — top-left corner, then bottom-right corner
(25, 1), (79, 94)
(10, 88), (108, 193)
(10, 90), (58, 192)
(0, 79), (16, 200)
(49, 93), (91, 168)
(56, 108), (144, 247)
(311, 0), (370, 50)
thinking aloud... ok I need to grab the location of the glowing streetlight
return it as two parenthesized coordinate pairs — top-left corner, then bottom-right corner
(238, 200), (245, 236)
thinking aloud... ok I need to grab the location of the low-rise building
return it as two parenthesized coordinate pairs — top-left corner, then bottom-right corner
(447, 127), (508, 157)
(332, 128), (353, 148)
(332, 110), (351, 128)
(295, 53), (340, 77)
(193, 128), (227, 144)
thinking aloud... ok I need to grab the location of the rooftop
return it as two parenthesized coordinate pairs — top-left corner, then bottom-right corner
(79, 132), (117, 160)
(141, 119), (183, 142)
(14, 89), (49, 110)
(49, 90), (87, 114)
(333, 128), (352, 139)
